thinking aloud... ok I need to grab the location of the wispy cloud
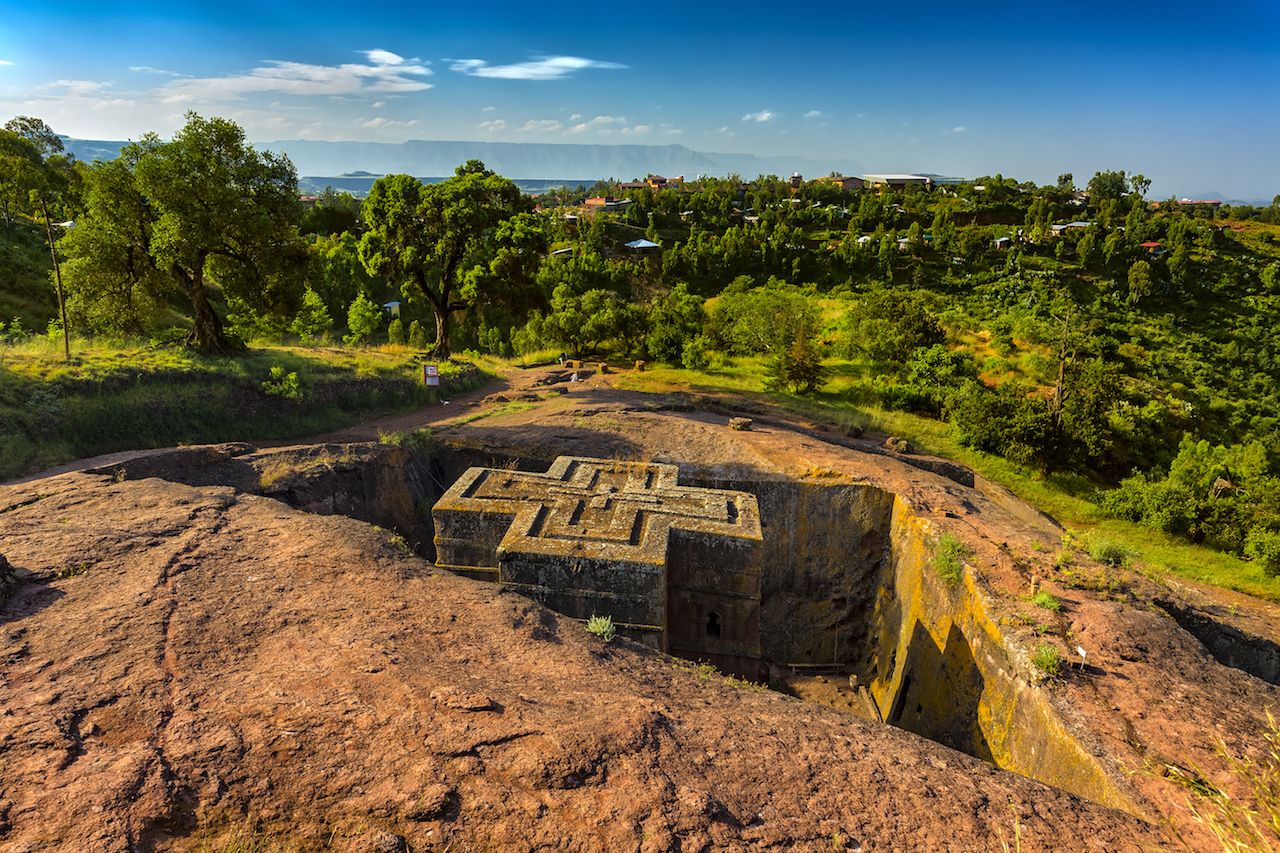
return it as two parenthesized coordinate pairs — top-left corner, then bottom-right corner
(742, 110), (776, 123)
(803, 110), (827, 119)
(157, 49), (433, 103)
(39, 80), (110, 96)
(129, 65), (188, 77)
(360, 117), (418, 129)
(479, 118), (507, 131)
(482, 105), (497, 112)
(950, 125), (968, 133)
(567, 114), (626, 134)
(717, 126), (735, 137)
(620, 124), (651, 135)
(519, 118), (563, 132)
(0, 60), (13, 67)
(449, 55), (625, 81)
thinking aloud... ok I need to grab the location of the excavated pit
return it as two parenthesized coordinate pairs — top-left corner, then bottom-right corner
(96, 440), (1134, 814)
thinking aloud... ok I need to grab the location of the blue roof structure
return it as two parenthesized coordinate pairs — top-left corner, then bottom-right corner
(625, 239), (661, 249)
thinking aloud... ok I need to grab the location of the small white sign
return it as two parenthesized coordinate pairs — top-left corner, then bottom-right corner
(423, 363), (440, 386)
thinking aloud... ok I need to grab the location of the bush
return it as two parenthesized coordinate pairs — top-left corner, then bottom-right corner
(933, 534), (970, 585)
(766, 329), (825, 393)
(585, 614), (616, 643)
(1031, 643), (1063, 677)
(843, 290), (945, 364)
(387, 317), (405, 346)
(1031, 590), (1062, 611)
(291, 288), (332, 344)
(344, 293), (382, 345)
(1245, 528), (1280, 578)
(261, 366), (304, 401)
(407, 319), (429, 349)
(1087, 538), (1130, 567)
(949, 383), (1055, 469)
(681, 334), (711, 370)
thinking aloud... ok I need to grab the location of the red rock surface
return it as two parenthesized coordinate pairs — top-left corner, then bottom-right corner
(1, 471), (1157, 851)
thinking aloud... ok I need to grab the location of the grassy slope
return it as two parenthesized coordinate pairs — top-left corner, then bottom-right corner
(617, 357), (1280, 603)
(0, 341), (489, 480)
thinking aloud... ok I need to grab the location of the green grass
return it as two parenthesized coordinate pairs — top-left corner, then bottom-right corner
(933, 534), (970, 585)
(0, 340), (491, 481)
(616, 358), (1280, 602)
(1030, 643), (1063, 677)
(1031, 590), (1062, 611)
(585, 614), (616, 643)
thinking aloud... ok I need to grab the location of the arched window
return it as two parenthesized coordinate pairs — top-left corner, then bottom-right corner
(706, 611), (722, 638)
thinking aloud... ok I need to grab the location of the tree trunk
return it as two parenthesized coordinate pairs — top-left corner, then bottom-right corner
(180, 263), (237, 355)
(432, 306), (451, 359)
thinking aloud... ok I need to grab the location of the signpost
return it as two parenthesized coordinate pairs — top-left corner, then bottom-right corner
(423, 363), (440, 387)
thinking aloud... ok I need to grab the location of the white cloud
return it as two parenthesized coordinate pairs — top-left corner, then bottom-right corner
(519, 119), (563, 132)
(450, 56), (625, 81)
(742, 110), (776, 123)
(803, 110), (826, 119)
(717, 126), (735, 137)
(129, 65), (187, 77)
(479, 118), (507, 131)
(157, 51), (433, 103)
(39, 80), (110, 96)
(951, 125), (968, 133)
(567, 114), (627, 134)
(372, 100), (386, 108)
(0, 60), (13, 67)
(360, 117), (418, 128)
(620, 124), (651, 135)
(483, 105), (497, 112)
(364, 49), (408, 66)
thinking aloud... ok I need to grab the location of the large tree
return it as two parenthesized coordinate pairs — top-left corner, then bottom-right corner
(358, 160), (535, 358)
(132, 113), (305, 353)
(59, 136), (167, 337)
(2, 116), (79, 359)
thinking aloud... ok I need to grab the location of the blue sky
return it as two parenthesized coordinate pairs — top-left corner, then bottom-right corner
(2, 0), (1278, 198)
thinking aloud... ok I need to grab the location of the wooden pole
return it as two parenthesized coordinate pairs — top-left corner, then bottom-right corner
(40, 200), (70, 361)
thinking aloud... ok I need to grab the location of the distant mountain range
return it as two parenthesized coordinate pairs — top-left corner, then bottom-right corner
(60, 136), (864, 185)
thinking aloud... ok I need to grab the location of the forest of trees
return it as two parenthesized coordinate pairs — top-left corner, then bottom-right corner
(3, 112), (1280, 573)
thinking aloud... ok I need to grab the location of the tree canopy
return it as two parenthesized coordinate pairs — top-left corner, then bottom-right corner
(358, 160), (535, 357)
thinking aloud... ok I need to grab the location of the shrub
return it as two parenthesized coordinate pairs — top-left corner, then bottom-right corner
(408, 319), (429, 349)
(1087, 538), (1130, 567)
(344, 293), (382, 345)
(585, 614), (616, 643)
(290, 288), (332, 344)
(387, 317), (406, 346)
(378, 428), (435, 454)
(1031, 590), (1062, 612)
(681, 334), (711, 370)
(843, 289), (945, 364)
(933, 534), (970, 585)
(1245, 528), (1280, 578)
(261, 366), (303, 401)
(1031, 643), (1062, 677)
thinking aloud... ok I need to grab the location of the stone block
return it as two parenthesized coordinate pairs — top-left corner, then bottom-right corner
(433, 456), (763, 666)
